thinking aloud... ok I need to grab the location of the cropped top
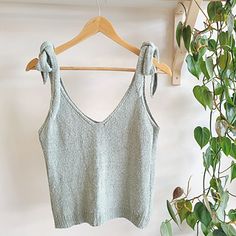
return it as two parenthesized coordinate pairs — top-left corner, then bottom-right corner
(35, 40), (160, 229)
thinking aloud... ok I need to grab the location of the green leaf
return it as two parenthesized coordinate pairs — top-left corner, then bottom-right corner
(225, 102), (236, 124)
(228, 209), (236, 221)
(230, 143), (236, 159)
(219, 32), (229, 47)
(194, 126), (211, 149)
(167, 200), (178, 225)
(193, 85), (213, 110)
(193, 85), (206, 109)
(224, 86), (234, 106)
(200, 58), (210, 80)
(207, 233), (214, 236)
(205, 57), (214, 79)
(210, 137), (221, 153)
(214, 85), (224, 96)
(201, 222), (211, 235)
(213, 229), (227, 236)
(220, 137), (232, 156)
(219, 31), (234, 48)
(183, 25), (191, 52)
(221, 222), (236, 236)
(194, 202), (212, 227)
(210, 178), (222, 193)
(198, 46), (207, 58)
(186, 212), (198, 230)
(204, 147), (214, 170)
(207, 1), (223, 21)
(200, 57), (213, 80)
(204, 146), (220, 170)
(230, 161), (236, 182)
(176, 21), (183, 48)
(216, 191), (229, 221)
(200, 223), (210, 235)
(160, 220), (172, 236)
(176, 200), (192, 223)
(219, 52), (232, 70)
(186, 55), (201, 79)
(208, 39), (217, 51)
(210, 177), (218, 191)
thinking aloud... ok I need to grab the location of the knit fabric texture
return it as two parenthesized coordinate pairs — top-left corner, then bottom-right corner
(36, 40), (160, 229)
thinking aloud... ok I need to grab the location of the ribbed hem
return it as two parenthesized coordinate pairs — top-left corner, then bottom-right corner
(53, 207), (150, 229)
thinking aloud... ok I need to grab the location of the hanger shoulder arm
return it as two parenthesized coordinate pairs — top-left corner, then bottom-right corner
(25, 58), (38, 71)
(153, 58), (172, 76)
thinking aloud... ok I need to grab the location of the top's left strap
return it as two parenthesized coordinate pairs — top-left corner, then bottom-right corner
(35, 41), (59, 84)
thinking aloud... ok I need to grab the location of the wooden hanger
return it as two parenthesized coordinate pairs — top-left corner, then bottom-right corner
(25, 16), (172, 76)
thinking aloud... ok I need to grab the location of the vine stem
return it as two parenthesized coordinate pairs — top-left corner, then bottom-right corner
(228, 192), (236, 198)
(203, 153), (208, 195)
(193, 0), (209, 23)
(219, 163), (235, 174)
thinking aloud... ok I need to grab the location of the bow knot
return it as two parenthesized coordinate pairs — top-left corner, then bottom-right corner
(141, 41), (159, 97)
(35, 41), (58, 84)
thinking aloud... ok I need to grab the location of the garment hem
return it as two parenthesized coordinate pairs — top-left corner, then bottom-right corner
(53, 208), (150, 229)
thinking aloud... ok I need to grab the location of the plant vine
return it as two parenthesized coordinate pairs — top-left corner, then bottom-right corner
(161, 1), (236, 236)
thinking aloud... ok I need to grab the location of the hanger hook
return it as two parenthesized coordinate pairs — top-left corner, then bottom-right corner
(96, 0), (101, 16)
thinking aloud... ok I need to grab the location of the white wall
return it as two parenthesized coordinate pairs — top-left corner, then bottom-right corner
(0, 2), (235, 236)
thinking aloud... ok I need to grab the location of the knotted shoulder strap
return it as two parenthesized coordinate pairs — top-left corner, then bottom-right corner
(35, 41), (61, 119)
(136, 41), (160, 98)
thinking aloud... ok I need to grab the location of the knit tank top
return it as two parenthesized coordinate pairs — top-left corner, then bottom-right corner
(36, 40), (160, 229)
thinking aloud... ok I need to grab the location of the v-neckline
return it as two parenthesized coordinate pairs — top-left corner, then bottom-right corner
(60, 72), (138, 126)
(57, 47), (142, 127)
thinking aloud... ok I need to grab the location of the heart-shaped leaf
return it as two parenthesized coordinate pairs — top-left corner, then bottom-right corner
(160, 220), (172, 236)
(207, 1), (223, 21)
(208, 39), (217, 51)
(193, 85), (213, 110)
(186, 212), (198, 230)
(194, 126), (211, 149)
(220, 137), (232, 156)
(176, 200), (192, 223)
(186, 55), (201, 79)
(194, 202), (212, 227)
(228, 209), (236, 221)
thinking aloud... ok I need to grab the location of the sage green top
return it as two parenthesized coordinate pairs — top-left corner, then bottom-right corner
(36, 40), (160, 229)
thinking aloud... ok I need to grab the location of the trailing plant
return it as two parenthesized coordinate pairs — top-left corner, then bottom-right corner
(160, 1), (236, 235)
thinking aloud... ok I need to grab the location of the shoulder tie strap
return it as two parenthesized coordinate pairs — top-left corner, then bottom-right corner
(139, 41), (160, 98)
(35, 41), (61, 119)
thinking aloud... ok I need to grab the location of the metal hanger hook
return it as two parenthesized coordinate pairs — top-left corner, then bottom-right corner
(96, 0), (101, 16)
